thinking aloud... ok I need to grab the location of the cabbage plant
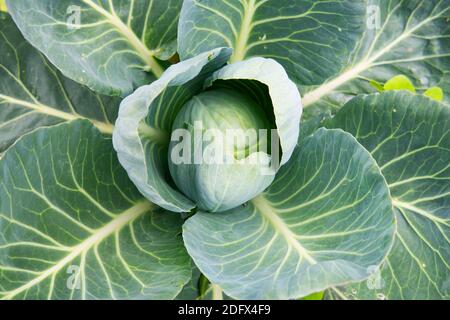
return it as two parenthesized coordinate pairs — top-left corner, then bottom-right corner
(0, 0), (449, 300)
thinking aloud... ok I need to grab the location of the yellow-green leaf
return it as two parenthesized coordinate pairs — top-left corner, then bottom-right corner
(384, 75), (416, 93)
(424, 87), (444, 102)
(7, 0), (183, 96)
(369, 80), (385, 92)
(0, 0), (7, 12)
(302, 291), (325, 300)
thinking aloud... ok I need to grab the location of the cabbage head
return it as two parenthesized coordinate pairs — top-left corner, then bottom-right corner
(113, 48), (301, 213)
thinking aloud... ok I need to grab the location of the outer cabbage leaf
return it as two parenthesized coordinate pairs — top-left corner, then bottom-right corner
(302, 0), (450, 116)
(7, 0), (183, 96)
(0, 13), (119, 154)
(0, 120), (191, 300)
(169, 57), (301, 212)
(183, 128), (395, 299)
(178, 0), (367, 87)
(326, 91), (450, 299)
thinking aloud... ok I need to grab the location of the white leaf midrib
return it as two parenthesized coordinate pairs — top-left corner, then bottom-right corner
(252, 195), (317, 265)
(230, 0), (257, 62)
(138, 122), (170, 145)
(81, 0), (163, 77)
(302, 8), (447, 107)
(392, 199), (448, 226)
(1, 200), (154, 300)
(0, 94), (114, 134)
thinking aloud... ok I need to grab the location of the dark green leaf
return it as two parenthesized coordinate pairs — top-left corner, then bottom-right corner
(0, 13), (119, 153)
(327, 91), (450, 299)
(178, 0), (367, 86)
(113, 48), (231, 213)
(0, 120), (191, 299)
(7, 0), (183, 96)
(302, 0), (450, 113)
(183, 128), (395, 299)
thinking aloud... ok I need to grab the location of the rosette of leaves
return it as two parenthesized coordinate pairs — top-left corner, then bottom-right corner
(1, 0), (448, 301)
(112, 47), (396, 299)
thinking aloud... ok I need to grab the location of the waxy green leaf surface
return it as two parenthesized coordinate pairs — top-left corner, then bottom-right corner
(7, 0), (183, 96)
(302, 0), (450, 117)
(327, 91), (450, 299)
(0, 121), (191, 300)
(183, 128), (395, 299)
(179, 0), (367, 87)
(0, 13), (119, 154)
